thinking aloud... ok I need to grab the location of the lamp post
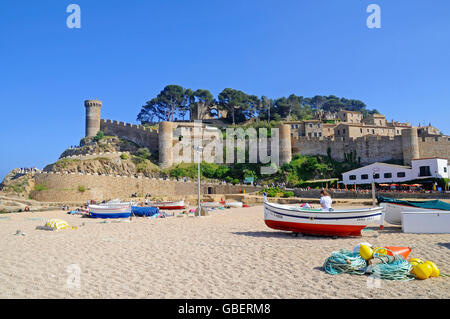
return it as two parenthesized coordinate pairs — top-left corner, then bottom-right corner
(195, 146), (203, 216)
(372, 168), (379, 207)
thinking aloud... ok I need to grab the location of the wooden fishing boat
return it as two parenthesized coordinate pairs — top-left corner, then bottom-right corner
(377, 196), (450, 225)
(88, 204), (131, 219)
(264, 197), (384, 237)
(100, 199), (137, 207)
(224, 201), (243, 208)
(147, 199), (186, 210)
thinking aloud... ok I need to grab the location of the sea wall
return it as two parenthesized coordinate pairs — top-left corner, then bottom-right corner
(30, 172), (261, 202)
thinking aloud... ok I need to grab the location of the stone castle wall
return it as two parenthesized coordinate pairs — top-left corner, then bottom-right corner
(292, 135), (404, 165)
(30, 172), (261, 202)
(100, 119), (159, 151)
(99, 118), (449, 166)
(418, 136), (450, 161)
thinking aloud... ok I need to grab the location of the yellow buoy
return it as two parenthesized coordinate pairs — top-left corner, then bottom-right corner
(409, 258), (423, 264)
(410, 261), (420, 274)
(373, 247), (388, 256)
(424, 261), (440, 277)
(359, 245), (374, 260)
(413, 263), (433, 280)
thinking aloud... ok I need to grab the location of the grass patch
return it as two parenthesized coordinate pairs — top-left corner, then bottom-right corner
(53, 158), (81, 169)
(77, 185), (86, 193)
(34, 183), (48, 191)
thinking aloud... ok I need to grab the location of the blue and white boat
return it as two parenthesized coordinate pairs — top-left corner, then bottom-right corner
(88, 203), (131, 219)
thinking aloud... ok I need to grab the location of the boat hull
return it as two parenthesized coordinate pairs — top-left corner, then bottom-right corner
(89, 212), (132, 219)
(380, 203), (444, 225)
(88, 204), (131, 219)
(264, 201), (384, 237)
(224, 201), (243, 208)
(148, 200), (185, 210)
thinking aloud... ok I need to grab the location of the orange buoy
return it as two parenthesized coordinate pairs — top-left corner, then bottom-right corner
(384, 246), (412, 260)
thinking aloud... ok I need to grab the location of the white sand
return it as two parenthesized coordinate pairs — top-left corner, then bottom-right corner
(0, 205), (449, 299)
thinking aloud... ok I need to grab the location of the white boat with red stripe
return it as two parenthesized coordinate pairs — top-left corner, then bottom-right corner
(147, 199), (186, 210)
(264, 195), (385, 237)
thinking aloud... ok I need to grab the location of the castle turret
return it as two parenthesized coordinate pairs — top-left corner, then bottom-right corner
(278, 124), (292, 165)
(401, 127), (420, 165)
(84, 99), (102, 138)
(159, 122), (173, 168)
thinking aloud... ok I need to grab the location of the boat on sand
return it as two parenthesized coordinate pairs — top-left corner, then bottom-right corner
(147, 199), (186, 210)
(264, 196), (384, 237)
(88, 203), (131, 219)
(221, 201), (243, 208)
(377, 196), (450, 225)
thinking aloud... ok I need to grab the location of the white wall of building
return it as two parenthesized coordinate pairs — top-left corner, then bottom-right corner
(411, 158), (449, 179)
(342, 158), (448, 185)
(342, 163), (411, 185)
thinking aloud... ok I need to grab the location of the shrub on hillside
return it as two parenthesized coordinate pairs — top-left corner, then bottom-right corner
(34, 183), (48, 191)
(93, 130), (104, 142)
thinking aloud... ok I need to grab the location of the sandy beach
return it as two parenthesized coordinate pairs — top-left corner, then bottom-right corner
(0, 204), (449, 299)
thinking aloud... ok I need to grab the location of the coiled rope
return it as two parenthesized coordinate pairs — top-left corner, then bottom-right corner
(323, 247), (415, 281)
(323, 249), (367, 275)
(366, 248), (414, 281)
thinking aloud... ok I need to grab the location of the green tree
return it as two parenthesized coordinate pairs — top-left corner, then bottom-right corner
(217, 88), (249, 124)
(135, 148), (152, 161)
(260, 96), (273, 122)
(189, 89), (215, 120)
(137, 85), (190, 123)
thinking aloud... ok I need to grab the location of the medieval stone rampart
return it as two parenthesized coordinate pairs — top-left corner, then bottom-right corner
(418, 135), (450, 161)
(292, 135), (404, 165)
(30, 172), (261, 202)
(100, 119), (159, 150)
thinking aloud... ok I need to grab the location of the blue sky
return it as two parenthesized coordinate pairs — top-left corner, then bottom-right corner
(1, 0), (449, 180)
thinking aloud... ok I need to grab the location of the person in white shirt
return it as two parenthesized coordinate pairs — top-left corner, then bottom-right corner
(320, 189), (333, 211)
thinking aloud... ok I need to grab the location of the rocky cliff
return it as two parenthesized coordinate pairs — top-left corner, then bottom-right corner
(1, 136), (162, 200)
(0, 168), (37, 198)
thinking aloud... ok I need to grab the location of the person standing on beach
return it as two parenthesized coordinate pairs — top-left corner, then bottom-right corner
(320, 189), (333, 211)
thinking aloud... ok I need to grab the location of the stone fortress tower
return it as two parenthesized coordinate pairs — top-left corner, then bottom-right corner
(158, 121), (174, 168)
(84, 99), (102, 138)
(278, 123), (292, 165)
(401, 127), (420, 165)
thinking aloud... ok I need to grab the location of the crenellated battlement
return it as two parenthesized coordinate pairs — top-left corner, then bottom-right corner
(84, 100), (102, 108)
(420, 135), (450, 143)
(100, 118), (159, 150)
